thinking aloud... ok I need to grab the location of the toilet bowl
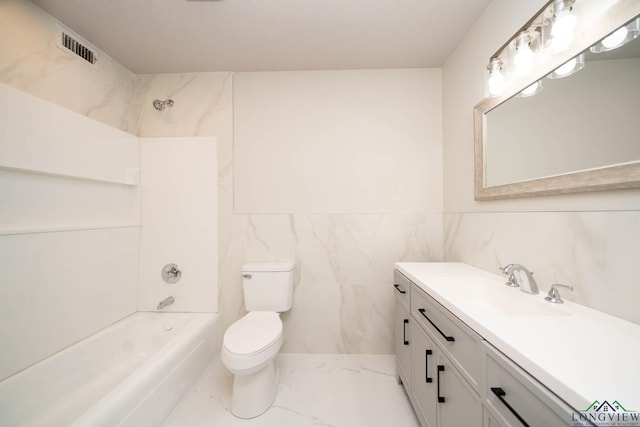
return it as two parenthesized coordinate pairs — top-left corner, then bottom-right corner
(221, 262), (294, 418)
(222, 312), (283, 418)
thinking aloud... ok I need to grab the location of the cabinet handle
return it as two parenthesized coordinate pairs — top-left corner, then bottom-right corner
(394, 284), (407, 294)
(403, 319), (409, 345)
(491, 387), (529, 427)
(437, 365), (445, 403)
(418, 308), (455, 342)
(425, 349), (433, 383)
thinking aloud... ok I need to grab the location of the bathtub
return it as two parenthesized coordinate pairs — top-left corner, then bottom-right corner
(0, 312), (218, 427)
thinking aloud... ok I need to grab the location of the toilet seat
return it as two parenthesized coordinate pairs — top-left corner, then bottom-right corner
(223, 311), (282, 356)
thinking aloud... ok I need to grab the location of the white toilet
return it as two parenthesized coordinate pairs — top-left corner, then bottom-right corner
(221, 262), (295, 418)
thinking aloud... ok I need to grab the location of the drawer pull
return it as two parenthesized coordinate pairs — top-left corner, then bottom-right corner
(425, 349), (433, 383)
(403, 319), (409, 345)
(394, 284), (407, 294)
(418, 308), (455, 342)
(437, 365), (445, 403)
(491, 387), (530, 427)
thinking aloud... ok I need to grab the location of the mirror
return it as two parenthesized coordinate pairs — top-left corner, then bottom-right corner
(474, 2), (640, 200)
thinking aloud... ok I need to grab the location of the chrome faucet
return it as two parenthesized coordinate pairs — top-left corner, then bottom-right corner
(500, 264), (538, 294)
(157, 296), (175, 310)
(510, 264), (538, 294)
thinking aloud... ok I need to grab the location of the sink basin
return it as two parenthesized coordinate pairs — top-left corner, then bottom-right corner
(425, 277), (571, 318)
(465, 298), (571, 317)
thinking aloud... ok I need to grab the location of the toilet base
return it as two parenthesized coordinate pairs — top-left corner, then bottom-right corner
(230, 359), (279, 418)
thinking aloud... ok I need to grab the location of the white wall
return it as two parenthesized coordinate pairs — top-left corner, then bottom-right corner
(234, 70), (442, 214)
(232, 69), (442, 352)
(0, 83), (139, 380)
(442, 0), (640, 324)
(138, 137), (218, 312)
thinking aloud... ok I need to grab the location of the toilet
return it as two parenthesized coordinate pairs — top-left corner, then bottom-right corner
(221, 262), (295, 418)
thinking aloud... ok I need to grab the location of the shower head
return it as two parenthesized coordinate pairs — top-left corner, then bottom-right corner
(153, 99), (174, 111)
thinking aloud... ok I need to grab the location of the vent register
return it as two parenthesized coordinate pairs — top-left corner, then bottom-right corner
(55, 24), (98, 68)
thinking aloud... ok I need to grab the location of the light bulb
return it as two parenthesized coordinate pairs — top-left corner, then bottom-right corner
(590, 18), (640, 54)
(514, 33), (534, 76)
(555, 58), (577, 76)
(519, 80), (543, 98)
(488, 69), (505, 97)
(514, 45), (534, 76)
(551, 7), (577, 52)
(601, 26), (628, 49)
(487, 58), (505, 97)
(547, 53), (585, 79)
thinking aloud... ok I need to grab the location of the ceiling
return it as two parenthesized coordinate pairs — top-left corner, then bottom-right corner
(30, 0), (492, 74)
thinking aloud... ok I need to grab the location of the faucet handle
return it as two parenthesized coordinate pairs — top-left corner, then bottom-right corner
(505, 272), (519, 287)
(545, 284), (574, 304)
(499, 264), (513, 275)
(500, 265), (518, 287)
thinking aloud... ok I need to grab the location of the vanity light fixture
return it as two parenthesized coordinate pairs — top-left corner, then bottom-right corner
(518, 79), (544, 97)
(550, 0), (577, 52)
(487, 57), (506, 97)
(590, 17), (640, 53)
(547, 53), (585, 79)
(483, 0), (583, 99)
(513, 32), (535, 76)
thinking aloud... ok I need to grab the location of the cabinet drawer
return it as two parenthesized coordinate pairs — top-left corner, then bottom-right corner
(411, 283), (483, 393)
(393, 270), (411, 310)
(484, 342), (575, 427)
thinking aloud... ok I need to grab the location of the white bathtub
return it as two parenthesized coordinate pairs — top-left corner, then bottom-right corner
(0, 312), (218, 427)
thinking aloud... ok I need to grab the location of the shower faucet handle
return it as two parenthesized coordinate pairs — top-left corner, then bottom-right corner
(162, 263), (182, 284)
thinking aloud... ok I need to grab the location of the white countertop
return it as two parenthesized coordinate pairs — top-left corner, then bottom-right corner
(395, 262), (640, 412)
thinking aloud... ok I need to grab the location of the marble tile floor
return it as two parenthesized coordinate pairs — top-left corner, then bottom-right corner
(161, 353), (420, 427)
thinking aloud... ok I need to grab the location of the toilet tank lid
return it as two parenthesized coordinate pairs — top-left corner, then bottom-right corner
(242, 262), (295, 272)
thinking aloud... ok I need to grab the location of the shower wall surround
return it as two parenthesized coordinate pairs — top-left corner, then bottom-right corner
(138, 137), (218, 313)
(442, 0), (640, 325)
(0, 83), (139, 380)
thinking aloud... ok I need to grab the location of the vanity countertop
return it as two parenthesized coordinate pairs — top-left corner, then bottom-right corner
(395, 262), (640, 412)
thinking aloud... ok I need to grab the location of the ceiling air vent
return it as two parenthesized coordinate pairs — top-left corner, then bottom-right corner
(55, 23), (98, 69)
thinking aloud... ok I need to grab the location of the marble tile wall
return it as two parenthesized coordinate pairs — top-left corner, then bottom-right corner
(0, 0), (137, 132)
(226, 213), (441, 353)
(444, 212), (640, 325)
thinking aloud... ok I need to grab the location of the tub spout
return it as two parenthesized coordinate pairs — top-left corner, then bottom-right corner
(157, 296), (175, 310)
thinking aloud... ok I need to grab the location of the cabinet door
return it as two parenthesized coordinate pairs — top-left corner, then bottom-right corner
(412, 323), (437, 427)
(395, 297), (412, 389)
(484, 406), (508, 427)
(437, 352), (482, 427)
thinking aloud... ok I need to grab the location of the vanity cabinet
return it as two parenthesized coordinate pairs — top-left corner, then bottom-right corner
(394, 266), (582, 427)
(483, 342), (576, 427)
(394, 270), (412, 389)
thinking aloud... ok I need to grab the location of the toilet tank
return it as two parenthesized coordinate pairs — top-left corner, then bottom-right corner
(242, 262), (295, 312)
